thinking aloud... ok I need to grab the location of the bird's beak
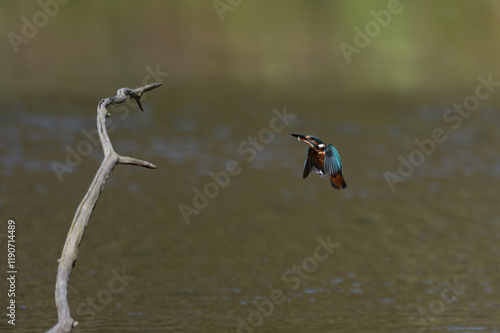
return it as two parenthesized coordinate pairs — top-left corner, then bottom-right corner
(291, 134), (318, 149)
(291, 134), (307, 142)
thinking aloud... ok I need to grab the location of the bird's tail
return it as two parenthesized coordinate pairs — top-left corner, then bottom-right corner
(330, 172), (347, 190)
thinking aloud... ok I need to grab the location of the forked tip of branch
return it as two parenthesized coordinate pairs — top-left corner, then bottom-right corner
(131, 95), (145, 112)
(130, 82), (162, 112)
(143, 82), (162, 91)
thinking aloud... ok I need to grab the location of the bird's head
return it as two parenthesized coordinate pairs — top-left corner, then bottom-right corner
(291, 134), (325, 150)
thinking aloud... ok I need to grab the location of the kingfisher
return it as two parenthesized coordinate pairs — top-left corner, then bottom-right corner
(291, 134), (347, 190)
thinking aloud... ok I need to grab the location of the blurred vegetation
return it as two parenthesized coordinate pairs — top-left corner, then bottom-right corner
(1, 0), (500, 99)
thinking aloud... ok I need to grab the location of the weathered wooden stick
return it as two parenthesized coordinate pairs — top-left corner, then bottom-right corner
(46, 83), (161, 333)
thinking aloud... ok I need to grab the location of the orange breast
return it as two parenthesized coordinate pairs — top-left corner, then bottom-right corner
(311, 150), (325, 170)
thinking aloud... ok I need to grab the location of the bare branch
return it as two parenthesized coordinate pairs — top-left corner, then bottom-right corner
(118, 155), (157, 169)
(46, 83), (160, 333)
(98, 82), (162, 111)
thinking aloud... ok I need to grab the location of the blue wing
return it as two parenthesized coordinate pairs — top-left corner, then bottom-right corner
(323, 144), (342, 176)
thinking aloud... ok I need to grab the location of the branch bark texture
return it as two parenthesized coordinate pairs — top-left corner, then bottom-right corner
(46, 83), (161, 333)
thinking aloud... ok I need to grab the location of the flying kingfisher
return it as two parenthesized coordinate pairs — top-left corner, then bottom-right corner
(291, 134), (347, 190)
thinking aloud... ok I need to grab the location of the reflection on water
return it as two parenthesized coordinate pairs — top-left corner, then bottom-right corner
(0, 104), (99, 178)
(4, 91), (500, 332)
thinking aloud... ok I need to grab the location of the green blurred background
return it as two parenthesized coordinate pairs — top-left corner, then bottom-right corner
(2, 1), (500, 332)
(3, 0), (500, 98)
